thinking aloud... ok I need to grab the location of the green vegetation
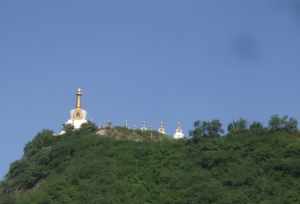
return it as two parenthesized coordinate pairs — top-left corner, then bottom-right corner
(1, 116), (300, 204)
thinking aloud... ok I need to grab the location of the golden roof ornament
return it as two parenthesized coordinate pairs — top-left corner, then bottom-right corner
(76, 88), (83, 109)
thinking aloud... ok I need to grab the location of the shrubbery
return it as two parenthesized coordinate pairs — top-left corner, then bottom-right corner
(1, 116), (300, 203)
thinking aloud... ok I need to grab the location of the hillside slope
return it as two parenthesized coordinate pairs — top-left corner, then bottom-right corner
(1, 125), (300, 204)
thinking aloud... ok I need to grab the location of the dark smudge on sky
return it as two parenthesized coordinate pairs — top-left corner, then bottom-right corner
(288, 0), (300, 19)
(230, 0), (299, 62)
(232, 34), (261, 61)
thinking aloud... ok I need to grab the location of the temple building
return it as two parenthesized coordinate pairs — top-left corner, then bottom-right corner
(173, 122), (185, 139)
(60, 89), (186, 139)
(65, 88), (88, 129)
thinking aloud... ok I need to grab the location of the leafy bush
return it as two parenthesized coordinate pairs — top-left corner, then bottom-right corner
(2, 117), (300, 203)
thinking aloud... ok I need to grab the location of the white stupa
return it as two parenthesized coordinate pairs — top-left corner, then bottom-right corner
(173, 122), (185, 139)
(66, 88), (88, 129)
(158, 121), (166, 134)
(141, 121), (148, 131)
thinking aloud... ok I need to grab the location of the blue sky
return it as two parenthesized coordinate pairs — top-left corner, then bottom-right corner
(1, 0), (300, 178)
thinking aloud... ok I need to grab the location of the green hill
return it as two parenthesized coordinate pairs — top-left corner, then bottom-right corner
(2, 119), (300, 204)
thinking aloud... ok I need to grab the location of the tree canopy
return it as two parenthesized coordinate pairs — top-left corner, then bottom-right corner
(1, 116), (300, 204)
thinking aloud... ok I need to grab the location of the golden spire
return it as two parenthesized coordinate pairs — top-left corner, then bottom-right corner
(160, 121), (164, 128)
(76, 88), (83, 109)
(176, 121), (182, 132)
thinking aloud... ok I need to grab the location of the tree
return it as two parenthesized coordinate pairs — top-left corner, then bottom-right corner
(191, 120), (224, 140)
(191, 120), (208, 138)
(80, 121), (98, 132)
(249, 121), (263, 130)
(208, 120), (224, 137)
(268, 115), (298, 133)
(63, 124), (74, 133)
(0, 193), (15, 204)
(286, 117), (298, 133)
(249, 121), (265, 134)
(228, 118), (248, 135)
(3, 122), (300, 203)
(269, 115), (285, 131)
(24, 130), (55, 157)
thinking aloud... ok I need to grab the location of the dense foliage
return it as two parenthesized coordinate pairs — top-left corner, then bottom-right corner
(1, 116), (300, 204)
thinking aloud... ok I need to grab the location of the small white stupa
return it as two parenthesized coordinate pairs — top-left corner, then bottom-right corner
(173, 122), (185, 139)
(141, 121), (148, 131)
(66, 88), (88, 129)
(158, 121), (166, 135)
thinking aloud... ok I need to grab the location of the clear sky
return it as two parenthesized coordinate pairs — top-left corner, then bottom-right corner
(1, 0), (300, 178)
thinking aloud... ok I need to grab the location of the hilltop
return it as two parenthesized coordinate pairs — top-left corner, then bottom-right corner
(1, 118), (300, 204)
